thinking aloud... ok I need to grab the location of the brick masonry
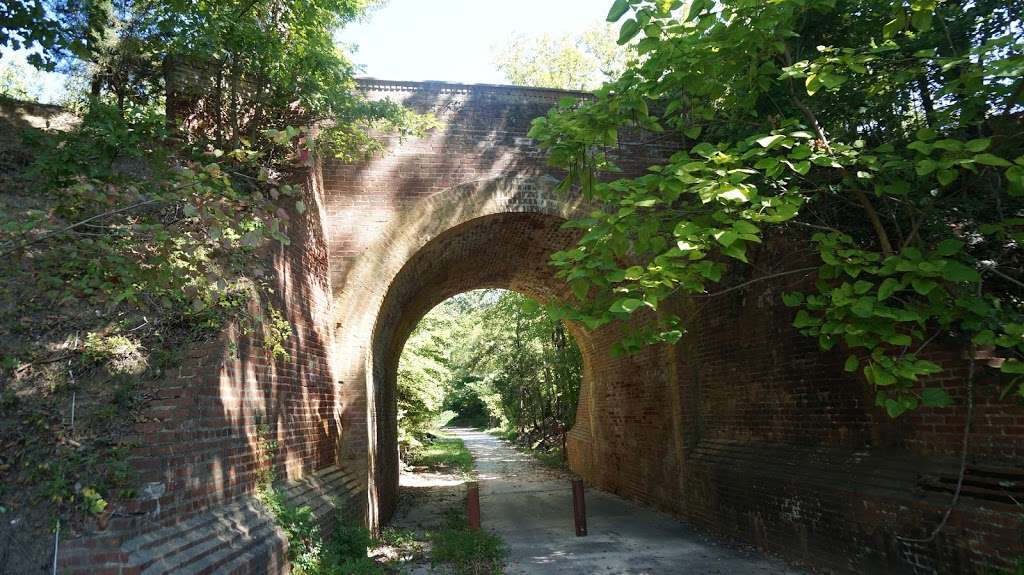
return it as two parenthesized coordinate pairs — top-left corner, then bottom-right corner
(56, 158), (344, 574)
(3, 78), (1020, 573)
(326, 81), (1023, 574)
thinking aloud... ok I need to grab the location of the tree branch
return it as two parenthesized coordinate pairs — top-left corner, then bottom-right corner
(695, 266), (819, 298)
(0, 198), (161, 257)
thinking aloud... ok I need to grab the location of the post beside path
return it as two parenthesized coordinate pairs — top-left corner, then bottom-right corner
(467, 481), (481, 531)
(572, 477), (587, 536)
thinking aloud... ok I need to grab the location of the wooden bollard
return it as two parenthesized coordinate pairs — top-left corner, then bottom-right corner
(467, 481), (481, 531)
(572, 478), (587, 536)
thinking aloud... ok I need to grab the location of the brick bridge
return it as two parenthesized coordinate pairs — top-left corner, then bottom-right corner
(56, 81), (1022, 574)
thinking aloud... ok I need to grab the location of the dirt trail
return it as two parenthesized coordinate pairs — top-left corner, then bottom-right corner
(390, 428), (808, 574)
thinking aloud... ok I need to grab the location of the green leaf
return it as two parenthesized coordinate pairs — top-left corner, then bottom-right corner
(721, 242), (748, 262)
(714, 230), (739, 247)
(1001, 360), (1024, 374)
(755, 134), (786, 149)
(882, 18), (902, 38)
(685, 0), (709, 21)
(732, 220), (759, 235)
(793, 309), (820, 329)
(916, 159), (937, 176)
(884, 397), (912, 417)
(973, 153), (1011, 167)
(934, 239), (963, 256)
(684, 126), (702, 139)
(820, 72), (847, 89)
(607, 0), (630, 22)
(910, 10), (932, 32)
(610, 297), (645, 314)
(911, 278), (938, 295)
(884, 333), (912, 346)
(295, 201), (306, 215)
(571, 279), (589, 300)
(921, 388), (952, 407)
(851, 297), (875, 318)
(805, 73), (822, 96)
(782, 292), (804, 307)
(866, 364), (897, 386)
(844, 355), (860, 372)
(877, 278), (901, 301)
(936, 169), (957, 186)
(618, 19), (642, 44)
(944, 261), (980, 282)
(964, 138), (991, 152)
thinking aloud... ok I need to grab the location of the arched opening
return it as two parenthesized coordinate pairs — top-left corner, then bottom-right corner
(396, 288), (583, 463)
(365, 211), (599, 521)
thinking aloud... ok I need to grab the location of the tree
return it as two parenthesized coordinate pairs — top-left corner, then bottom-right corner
(493, 23), (629, 91)
(528, 0), (1024, 416)
(0, 56), (45, 100)
(0, 0), (435, 526)
(0, 0), (63, 69)
(397, 290), (582, 455)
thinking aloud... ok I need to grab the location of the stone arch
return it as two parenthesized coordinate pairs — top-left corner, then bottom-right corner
(330, 175), (608, 525)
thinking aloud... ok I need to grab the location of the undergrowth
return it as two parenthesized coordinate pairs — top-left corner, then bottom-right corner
(485, 426), (569, 472)
(256, 426), (384, 574)
(407, 435), (474, 476)
(430, 508), (506, 575)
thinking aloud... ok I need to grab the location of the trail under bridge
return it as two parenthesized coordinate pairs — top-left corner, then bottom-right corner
(393, 428), (807, 574)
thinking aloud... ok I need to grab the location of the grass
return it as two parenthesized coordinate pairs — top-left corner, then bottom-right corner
(431, 509), (506, 575)
(259, 485), (386, 575)
(391, 429), (506, 573)
(407, 435), (474, 475)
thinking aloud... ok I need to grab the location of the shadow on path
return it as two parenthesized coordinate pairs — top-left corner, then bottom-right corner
(450, 427), (808, 575)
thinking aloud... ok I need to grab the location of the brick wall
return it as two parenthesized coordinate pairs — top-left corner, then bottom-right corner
(58, 162), (345, 574)
(16, 78), (1020, 573)
(569, 235), (1024, 574)
(326, 81), (1022, 574)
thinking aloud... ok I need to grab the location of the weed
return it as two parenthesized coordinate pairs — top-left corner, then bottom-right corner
(255, 424), (384, 574)
(79, 486), (107, 515)
(408, 436), (474, 475)
(262, 305), (292, 361)
(430, 509), (506, 575)
(82, 332), (148, 375)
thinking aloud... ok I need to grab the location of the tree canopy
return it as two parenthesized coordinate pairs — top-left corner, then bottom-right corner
(397, 290), (582, 455)
(528, 0), (1024, 416)
(0, 0), (432, 528)
(493, 23), (629, 91)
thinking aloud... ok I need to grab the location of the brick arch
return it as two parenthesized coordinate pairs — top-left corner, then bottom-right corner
(329, 175), (614, 525)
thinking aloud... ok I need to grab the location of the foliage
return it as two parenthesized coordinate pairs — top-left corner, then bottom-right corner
(397, 305), (457, 446)
(263, 305), (293, 361)
(407, 435), (474, 475)
(79, 485), (106, 515)
(0, 57), (46, 100)
(3, 100), (308, 346)
(82, 332), (148, 375)
(0, 1), (64, 69)
(430, 509), (506, 575)
(397, 290), (582, 454)
(257, 425), (383, 575)
(261, 490), (382, 575)
(493, 23), (630, 91)
(527, 0), (1024, 416)
(0, 0), (433, 554)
